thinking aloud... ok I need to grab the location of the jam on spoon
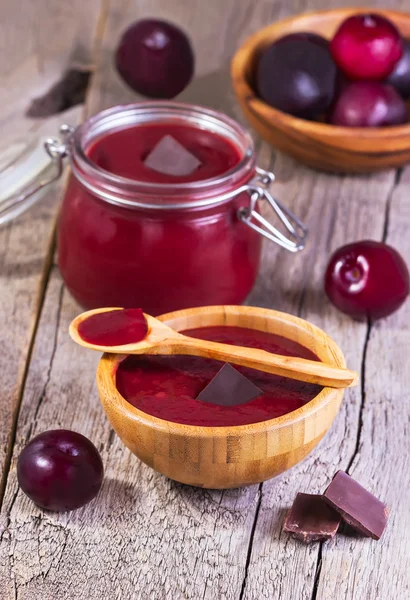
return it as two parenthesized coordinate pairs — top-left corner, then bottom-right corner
(77, 308), (148, 346)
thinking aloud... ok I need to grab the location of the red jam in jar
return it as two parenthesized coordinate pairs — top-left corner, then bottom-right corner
(88, 123), (241, 183)
(58, 103), (305, 315)
(116, 325), (322, 427)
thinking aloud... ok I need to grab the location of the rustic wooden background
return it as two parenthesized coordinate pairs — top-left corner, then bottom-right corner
(0, 1), (409, 598)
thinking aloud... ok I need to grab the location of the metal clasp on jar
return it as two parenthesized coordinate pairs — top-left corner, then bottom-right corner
(238, 167), (308, 252)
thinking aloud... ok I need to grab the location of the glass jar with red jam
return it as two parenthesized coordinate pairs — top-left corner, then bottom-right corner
(1, 103), (307, 314)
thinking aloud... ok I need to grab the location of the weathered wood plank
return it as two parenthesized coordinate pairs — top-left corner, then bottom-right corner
(243, 1), (409, 596)
(1, 0), (410, 599)
(243, 1), (410, 597)
(0, 105), (83, 493)
(0, 0), (102, 142)
(314, 168), (410, 600)
(0, 0), (100, 78)
(0, 0), (102, 494)
(243, 157), (395, 600)
(0, 2), (280, 598)
(0, 272), (262, 600)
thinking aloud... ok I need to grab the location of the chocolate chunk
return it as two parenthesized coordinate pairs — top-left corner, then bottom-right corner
(283, 493), (341, 542)
(323, 471), (389, 540)
(196, 363), (262, 406)
(144, 135), (202, 176)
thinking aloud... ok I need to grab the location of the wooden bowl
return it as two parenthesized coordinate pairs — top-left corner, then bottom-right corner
(97, 305), (346, 489)
(231, 8), (410, 173)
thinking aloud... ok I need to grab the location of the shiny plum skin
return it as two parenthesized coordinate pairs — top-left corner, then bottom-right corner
(257, 37), (337, 118)
(275, 32), (329, 48)
(325, 240), (409, 320)
(329, 81), (407, 127)
(386, 39), (410, 99)
(115, 19), (194, 99)
(17, 430), (104, 512)
(330, 14), (403, 81)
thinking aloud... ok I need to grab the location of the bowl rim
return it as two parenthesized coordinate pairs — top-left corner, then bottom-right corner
(96, 305), (346, 438)
(231, 7), (410, 140)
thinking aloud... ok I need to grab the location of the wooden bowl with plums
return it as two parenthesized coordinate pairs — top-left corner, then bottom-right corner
(231, 8), (410, 173)
(96, 305), (348, 489)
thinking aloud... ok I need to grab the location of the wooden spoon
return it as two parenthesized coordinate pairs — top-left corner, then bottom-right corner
(69, 308), (358, 389)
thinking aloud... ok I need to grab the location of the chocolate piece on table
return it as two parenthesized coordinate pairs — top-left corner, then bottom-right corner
(144, 135), (202, 176)
(323, 471), (389, 540)
(196, 363), (262, 406)
(283, 493), (341, 543)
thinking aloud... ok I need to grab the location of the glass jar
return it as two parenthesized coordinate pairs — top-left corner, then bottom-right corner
(0, 103), (307, 315)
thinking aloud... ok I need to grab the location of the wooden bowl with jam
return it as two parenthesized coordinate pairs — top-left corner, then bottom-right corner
(231, 8), (410, 173)
(96, 305), (346, 489)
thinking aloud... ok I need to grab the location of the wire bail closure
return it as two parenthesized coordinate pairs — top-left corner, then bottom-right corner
(238, 167), (308, 252)
(44, 124), (74, 162)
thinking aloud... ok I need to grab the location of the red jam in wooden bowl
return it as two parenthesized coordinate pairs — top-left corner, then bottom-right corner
(115, 325), (322, 427)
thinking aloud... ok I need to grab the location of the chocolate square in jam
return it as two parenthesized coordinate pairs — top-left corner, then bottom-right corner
(196, 363), (262, 406)
(144, 135), (201, 177)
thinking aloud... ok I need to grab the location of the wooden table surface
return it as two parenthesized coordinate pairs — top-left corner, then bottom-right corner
(0, 1), (409, 598)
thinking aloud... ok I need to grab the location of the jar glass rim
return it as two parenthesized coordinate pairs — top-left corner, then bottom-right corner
(69, 102), (256, 209)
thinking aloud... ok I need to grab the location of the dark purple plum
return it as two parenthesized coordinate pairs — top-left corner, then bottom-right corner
(257, 37), (337, 118)
(329, 81), (407, 127)
(325, 240), (409, 320)
(330, 14), (403, 81)
(17, 430), (104, 512)
(275, 31), (329, 48)
(386, 39), (410, 99)
(115, 19), (194, 99)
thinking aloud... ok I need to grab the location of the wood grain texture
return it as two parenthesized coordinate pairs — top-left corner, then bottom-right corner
(0, 0), (101, 78)
(1, 0), (410, 598)
(0, 0), (102, 496)
(0, 0), (103, 590)
(96, 306), (345, 488)
(0, 2), (292, 598)
(240, 158), (396, 600)
(232, 8), (410, 173)
(70, 307), (355, 387)
(0, 105), (83, 494)
(314, 167), (410, 599)
(242, 6), (409, 598)
(0, 272), (261, 599)
(0, 0), (102, 145)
